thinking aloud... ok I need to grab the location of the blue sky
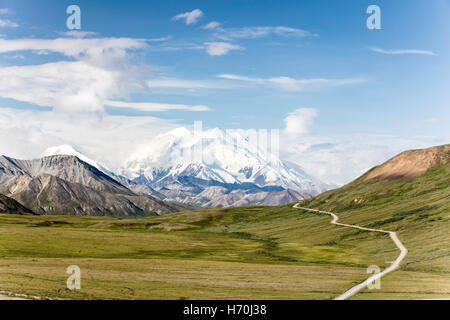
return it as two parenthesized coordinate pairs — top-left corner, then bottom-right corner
(0, 0), (448, 184)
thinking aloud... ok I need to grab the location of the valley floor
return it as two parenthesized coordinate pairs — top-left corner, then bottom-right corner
(1, 196), (448, 299)
(0, 205), (395, 300)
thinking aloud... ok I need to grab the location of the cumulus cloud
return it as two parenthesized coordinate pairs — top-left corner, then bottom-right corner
(0, 107), (177, 170)
(283, 108), (317, 137)
(214, 26), (317, 41)
(370, 47), (436, 56)
(0, 8), (10, 14)
(204, 42), (244, 56)
(278, 108), (448, 185)
(0, 105), (445, 186)
(217, 74), (365, 91)
(0, 61), (124, 113)
(172, 9), (203, 25)
(281, 132), (450, 186)
(282, 139), (394, 186)
(0, 36), (211, 114)
(0, 60), (214, 113)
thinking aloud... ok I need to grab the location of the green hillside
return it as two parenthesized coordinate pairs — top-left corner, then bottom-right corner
(299, 144), (450, 299)
(0, 145), (448, 300)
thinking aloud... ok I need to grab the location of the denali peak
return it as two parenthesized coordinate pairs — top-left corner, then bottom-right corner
(118, 127), (330, 195)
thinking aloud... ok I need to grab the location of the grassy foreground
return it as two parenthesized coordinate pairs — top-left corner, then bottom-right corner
(0, 159), (448, 299)
(300, 158), (450, 299)
(0, 204), (397, 300)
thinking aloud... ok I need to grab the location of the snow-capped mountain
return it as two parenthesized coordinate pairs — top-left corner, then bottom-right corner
(42, 145), (168, 200)
(42, 145), (115, 176)
(119, 127), (331, 194)
(41, 128), (334, 208)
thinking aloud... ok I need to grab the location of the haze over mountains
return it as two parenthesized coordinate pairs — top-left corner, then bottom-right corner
(0, 148), (318, 215)
(119, 128), (329, 193)
(11, 131), (446, 216)
(117, 127), (330, 207)
(34, 127), (330, 208)
(303, 143), (450, 211)
(0, 142), (447, 217)
(364, 144), (450, 181)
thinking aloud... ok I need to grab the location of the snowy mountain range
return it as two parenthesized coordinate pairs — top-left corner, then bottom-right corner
(119, 127), (330, 191)
(42, 127), (334, 207)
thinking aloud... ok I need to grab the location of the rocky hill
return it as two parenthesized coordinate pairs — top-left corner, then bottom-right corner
(0, 155), (189, 217)
(0, 193), (36, 215)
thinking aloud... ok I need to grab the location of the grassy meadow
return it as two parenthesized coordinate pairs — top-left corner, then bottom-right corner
(0, 204), (397, 300)
(0, 161), (448, 300)
(301, 160), (450, 299)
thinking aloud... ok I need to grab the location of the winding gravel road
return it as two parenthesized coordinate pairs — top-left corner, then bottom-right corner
(293, 203), (408, 300)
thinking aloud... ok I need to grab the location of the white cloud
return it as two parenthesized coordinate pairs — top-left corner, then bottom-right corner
(0, 59), (213, 114)
(105, 100), (212, 112)
(282, 140), (393, 186)
(0, 37), (146, 58)
(217, 74), (255, 81)
(147, 36), (172, 42)
(0, 106), (446, 187)
(146, 73), (365, 93)
(282, 133), (450, 186)
(147, 77), (228, 89)
(0, 107), (177, 170)
(172, 9), (203, 25)
(370, 47), (436, 56)
(4, 54), (24, 59)
(0, 60), (131, 113)
(214, 26), (317, 41)
(60, 31), (98, 38)
(0, 36), (157, 113)
(278, 109), (449, 185)
(204, 42), (244, 56)
(0, 19), (18, 28)
(203, 21), (221, 30)
(0, 8), (10, 14)
(217, 74), (365, 91)
(283, 108), (317, 137)
(423, 117), (439, 123)
(0, 35), (217, 114)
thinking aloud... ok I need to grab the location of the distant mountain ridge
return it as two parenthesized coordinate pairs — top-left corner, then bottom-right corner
(35, 125), (336, 208)
(0, 154), (189, 217)
(203, 188), (310, 208)
(41, 128), (334, 208)
(109, 127), (333, 207)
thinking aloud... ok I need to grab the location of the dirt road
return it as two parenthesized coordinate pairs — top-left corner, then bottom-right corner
(293, 203), (408, 300)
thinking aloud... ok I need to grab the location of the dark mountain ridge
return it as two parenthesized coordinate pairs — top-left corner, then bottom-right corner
(0, 155), (189, 217)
